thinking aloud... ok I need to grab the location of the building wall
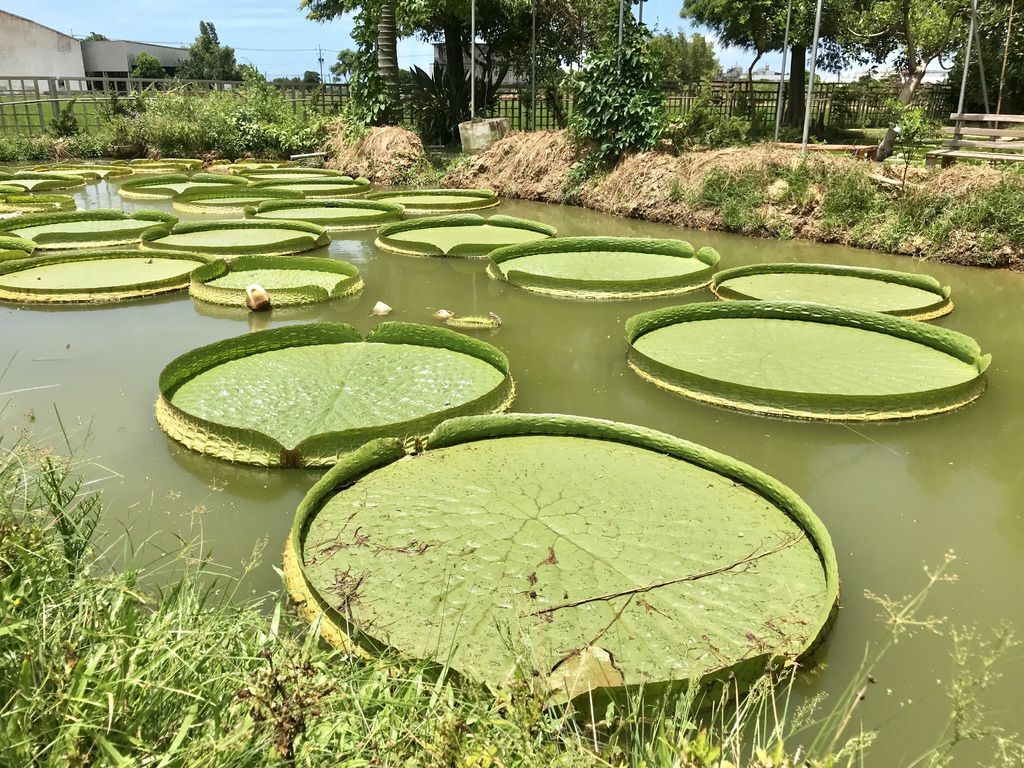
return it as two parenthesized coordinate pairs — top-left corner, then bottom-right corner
(0, 11), (85, 87)
(82, 41), (190, 77)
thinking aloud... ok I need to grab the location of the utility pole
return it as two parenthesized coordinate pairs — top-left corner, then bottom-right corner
(470, 0), (477, 120)
(801, 0), (824, 156)
(318, 45), (325, 83)
(773, 0), (793, 141)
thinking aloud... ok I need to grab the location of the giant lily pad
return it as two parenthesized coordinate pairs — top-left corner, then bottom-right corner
(0, 236), (35, 262)
(0, 172), (87, 192)
(366, 188), (499, 214)
(711, 263), (953, 320)
(284, 413), (838, 701)
(172, 187), (305, 215)
(240, 167), (350, 180)
(128, 158), (204, 173)
(626, 301), (990, 420)
(142, 220), (330, 257)
(376, 214), (556, 258)
(118, 173), (247, 200)
(250, 177), (371, 198)
(190, 255), (362, 307)
(248, 199), (404, 231)
(210, 159), (298, 174)
(489, 237), (721, 299)
(0, 193), (76, 214)
(0, 249), (209, 304)
(156, 322), (514, 467)
(34, 163), (134, 179)
(0, 210), (176, 250)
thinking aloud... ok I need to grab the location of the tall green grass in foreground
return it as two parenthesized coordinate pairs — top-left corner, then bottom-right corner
(1, 441), (1021, 767)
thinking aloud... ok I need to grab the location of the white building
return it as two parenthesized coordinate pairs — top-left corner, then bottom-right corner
(0, 10), (189, 90)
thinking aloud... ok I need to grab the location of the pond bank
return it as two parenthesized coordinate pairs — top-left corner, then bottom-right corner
(439, 131), (1024, 270)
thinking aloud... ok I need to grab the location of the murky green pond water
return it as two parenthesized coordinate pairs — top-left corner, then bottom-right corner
(2, 180), (1022, 765)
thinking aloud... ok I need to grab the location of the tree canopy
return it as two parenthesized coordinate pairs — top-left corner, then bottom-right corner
(130, 53), (167, 80)
(178, 21), (242, 81)
(649, 31), (721, 84)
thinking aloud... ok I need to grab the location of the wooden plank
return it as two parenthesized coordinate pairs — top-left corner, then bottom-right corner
(941, 126), (1024, 138)
(927, 149), (1024, 163)
(950, 112), (1024, 123)
(941, 139), (1024, 150)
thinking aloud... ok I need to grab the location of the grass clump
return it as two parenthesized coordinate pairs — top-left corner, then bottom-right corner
(1, 439), (1021, 766)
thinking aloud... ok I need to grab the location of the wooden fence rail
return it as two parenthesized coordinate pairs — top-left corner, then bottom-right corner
(0, 74), (955, 138)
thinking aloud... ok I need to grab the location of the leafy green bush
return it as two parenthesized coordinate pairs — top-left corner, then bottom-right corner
(107, 72), (331, 158)
(0, 132), (111, 162)
(408, 66), (470, 145)
(47, 100), (80, 138)
(568, 18), (665, 177)
(664, 83), (750, 151)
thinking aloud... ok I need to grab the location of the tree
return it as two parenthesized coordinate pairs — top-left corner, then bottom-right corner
(947, 0), (1022, 115)
(302, 70), (322, 84)
(649, 31), (721, 84)
(331, 49), (359, 82)
(839, 0), (967, 159)
(130, 53), (167, 79)
(83, 32), (108, 41)
(177, 21), (241, 81)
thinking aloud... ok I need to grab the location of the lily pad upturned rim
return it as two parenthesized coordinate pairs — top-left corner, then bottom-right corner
(282, 412), (840, 701)
(117, 172), (248, 200)
(141, 218), (331, 257)
(33, 163), (135, 179)
(0, 235), (36, 262)
(248, 176), (372, 197)
(239, 167), (352, 179)
(0, 193), (77, 214)
(365, 188), (500, 214)
(189, 254), (363, 307)
(0, 209), (177, 249)
(626, 300), (990, 421)
(246, 198), (405, 231)
(711, 262), (954, 321)
(0, 248), (211, 303)
(375, 213), (557, 258)
(156, 321), (514, 467)
(128, 158), (204, 171)
(171, 187), (306, 214)
(488, 236), (721, 299)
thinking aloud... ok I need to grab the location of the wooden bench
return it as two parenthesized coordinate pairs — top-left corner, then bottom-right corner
(925, 113), (1024, 166)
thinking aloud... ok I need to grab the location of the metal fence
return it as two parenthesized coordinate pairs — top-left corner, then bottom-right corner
(0, 74), (955, 138)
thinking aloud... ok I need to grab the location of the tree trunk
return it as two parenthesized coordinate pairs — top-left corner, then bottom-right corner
(786, 44), (805, 127)
(875, 67), (928, 161)
(443, 21), (465, 80)
(377, 0), (400, 115)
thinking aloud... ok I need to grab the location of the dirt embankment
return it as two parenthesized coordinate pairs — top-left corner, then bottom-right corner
(325, 122), (428, 185)
(443, 130), (1021, 269)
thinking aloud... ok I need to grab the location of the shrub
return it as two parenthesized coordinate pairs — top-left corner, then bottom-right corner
(568, 17), (666, 177)
(665, 83), (750, 151)
(47, 100), (80, 138)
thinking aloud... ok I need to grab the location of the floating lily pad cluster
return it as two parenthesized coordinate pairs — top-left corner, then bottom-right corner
(143, 219), (330, 257)
(0, 171), (88, 192)
(0, 192), (77, 215)
(172, 187), (305, 214)
(118, 172), (248, 200)
(247, 199), (404, 231)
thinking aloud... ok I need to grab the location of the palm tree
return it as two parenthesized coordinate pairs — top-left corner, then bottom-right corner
(377, 0), (400, 103)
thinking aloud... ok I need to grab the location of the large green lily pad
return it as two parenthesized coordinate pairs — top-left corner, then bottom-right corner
(240, 167), (350, 180)
(376, 214), (556, 258)
(156, 322), (514, 466)
(128, 158), (204, 173)
(118, 172), (247, 200)
(366, 188), (499, 214)
(210, 160), (297, 174)
(627, 301), (990, 420)
(0, 193), (77, 214)
(0, 209), (176, 250)
(172, 187), (305, 214)
(143, 220), (330, 257)
(250, 177), (372, 198)
(489, 236), (721, 299)
(285, 413), (838, 701)
(0, 172), (87, 192)
(190, 255), (362, 307)
(248, 199), (404, 231)
(711, 263), (953, 320)
(34, 163), (134, 179)
(0, 249), (209, 303)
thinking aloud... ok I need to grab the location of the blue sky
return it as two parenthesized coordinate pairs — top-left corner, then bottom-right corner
(5, 0), (768, 79)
